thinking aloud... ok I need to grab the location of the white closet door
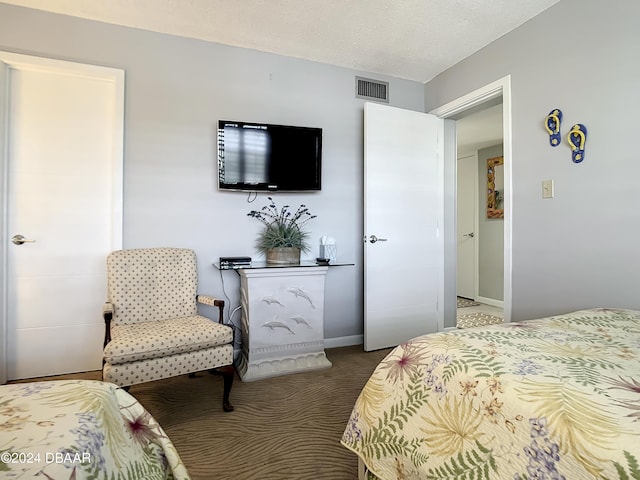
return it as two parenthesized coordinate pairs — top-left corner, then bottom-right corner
(2, 52), (123, 380)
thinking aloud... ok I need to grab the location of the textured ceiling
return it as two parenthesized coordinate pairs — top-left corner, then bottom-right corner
(2, 0), (559, 82)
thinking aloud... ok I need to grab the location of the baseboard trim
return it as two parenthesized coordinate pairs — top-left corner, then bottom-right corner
(234, 335), (365, 360)
(325, 335), (363, 349)
(476, 296), (504, 308)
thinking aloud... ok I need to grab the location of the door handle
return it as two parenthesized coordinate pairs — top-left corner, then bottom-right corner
(368, 234), (388, 244)
(463, 232), (475, 238)
(11, 234), (36, 245)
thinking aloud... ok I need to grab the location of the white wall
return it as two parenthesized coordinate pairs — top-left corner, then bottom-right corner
(426, 0), (640, 320)
(0, 4), (426, 342)
(477, 145), (504, 302)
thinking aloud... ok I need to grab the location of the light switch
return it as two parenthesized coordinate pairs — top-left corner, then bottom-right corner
(542, 179), (554, 198)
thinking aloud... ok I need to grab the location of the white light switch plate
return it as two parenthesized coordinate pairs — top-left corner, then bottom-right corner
(542, 179), (554, 198)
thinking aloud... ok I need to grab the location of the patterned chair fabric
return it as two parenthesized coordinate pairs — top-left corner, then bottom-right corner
(102, 248), (235, 411)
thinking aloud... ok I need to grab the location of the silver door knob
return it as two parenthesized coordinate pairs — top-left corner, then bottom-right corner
(368, 234), (388, 244)
(12, 234), (36, 245)
(463, 232), (475, 238)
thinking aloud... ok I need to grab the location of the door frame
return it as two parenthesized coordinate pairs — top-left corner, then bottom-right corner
(430, 75), (512, 324)
(0, 51), (125, 384)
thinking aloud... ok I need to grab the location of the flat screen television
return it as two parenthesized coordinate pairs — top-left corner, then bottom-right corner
(217, 120), (322, 192)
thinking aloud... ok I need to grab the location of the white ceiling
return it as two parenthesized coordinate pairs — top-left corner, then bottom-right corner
(456, 103), (503, 156)
(2, 0), (559, 83)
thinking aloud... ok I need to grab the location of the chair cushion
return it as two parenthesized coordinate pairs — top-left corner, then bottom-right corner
(107, 248), (199, 325)
(104, 315), (233, 365)
(103, 345), (234, 386)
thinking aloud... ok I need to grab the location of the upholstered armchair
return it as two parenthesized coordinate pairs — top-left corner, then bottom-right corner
(102, 248), (235, 411)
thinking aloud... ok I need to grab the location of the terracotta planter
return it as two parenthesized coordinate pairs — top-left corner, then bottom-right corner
(266, 247), (301, 265)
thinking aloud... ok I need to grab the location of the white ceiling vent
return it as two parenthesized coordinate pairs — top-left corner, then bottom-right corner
(356, 76), (389, 103)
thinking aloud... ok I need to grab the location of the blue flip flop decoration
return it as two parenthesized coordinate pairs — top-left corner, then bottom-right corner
(567, 123), (587, 163)
(544, 109), (562, 146)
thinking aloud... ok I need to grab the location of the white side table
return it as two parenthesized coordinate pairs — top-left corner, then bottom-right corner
(235, 265), (332, 381)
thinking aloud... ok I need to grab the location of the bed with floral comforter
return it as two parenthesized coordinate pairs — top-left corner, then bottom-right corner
(0, 379), (189, 479)
(341, 308), (640, 480)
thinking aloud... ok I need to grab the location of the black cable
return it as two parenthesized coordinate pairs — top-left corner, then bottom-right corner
(218, 268), (243, 350)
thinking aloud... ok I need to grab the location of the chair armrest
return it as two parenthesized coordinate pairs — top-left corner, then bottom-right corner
(103, 302), (114, 347)
(197, 295), (225, 324)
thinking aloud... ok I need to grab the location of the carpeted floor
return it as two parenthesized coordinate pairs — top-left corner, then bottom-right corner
(456, 311), (503, 328)
(456, 296), (480, 308)
(11, 345), (391, 480)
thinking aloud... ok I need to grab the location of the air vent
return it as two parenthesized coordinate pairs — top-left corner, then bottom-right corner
(355, 76), (389, 103)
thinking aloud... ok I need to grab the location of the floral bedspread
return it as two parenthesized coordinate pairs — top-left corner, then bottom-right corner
(0, 380), (190, 479)
(341, 308), (640, 480)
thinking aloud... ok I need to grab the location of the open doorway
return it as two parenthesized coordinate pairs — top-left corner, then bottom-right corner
(429, 75), (512, 329)
(455, 102), (504, 326)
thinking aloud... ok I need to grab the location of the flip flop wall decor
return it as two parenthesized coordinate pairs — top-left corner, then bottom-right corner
(545, 109), (562, 146)
(567, 123), (587, 163)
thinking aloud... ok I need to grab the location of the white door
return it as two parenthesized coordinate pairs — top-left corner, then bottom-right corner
(1, 52), (124, 381)
(364, 102), (444, 351)
(456, 154), (477, 299)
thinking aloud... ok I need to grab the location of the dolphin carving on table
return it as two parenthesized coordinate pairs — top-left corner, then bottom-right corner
(290, 314), (312, 328)
(261, 295), (285, 307)
(261, 314), (295, 334)
(285, 287), (316, 309)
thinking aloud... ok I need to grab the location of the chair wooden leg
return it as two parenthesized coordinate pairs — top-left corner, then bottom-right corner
(209, 365), (235, 412)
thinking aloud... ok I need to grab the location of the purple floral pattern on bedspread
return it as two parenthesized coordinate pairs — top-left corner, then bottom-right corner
(0, 380), (190, 479)
(341, 308), (640, 480)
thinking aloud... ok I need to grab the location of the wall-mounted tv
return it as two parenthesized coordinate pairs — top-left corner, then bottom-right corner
(218, 120), (322, 192)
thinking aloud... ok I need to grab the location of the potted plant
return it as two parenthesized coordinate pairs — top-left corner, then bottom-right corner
(247, 197), (317, 264)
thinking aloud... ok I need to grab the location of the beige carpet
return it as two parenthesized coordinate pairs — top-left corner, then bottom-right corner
(457, 312), (503, 328)
(457, 296), (480, 308)
(11, 345), (391, 480)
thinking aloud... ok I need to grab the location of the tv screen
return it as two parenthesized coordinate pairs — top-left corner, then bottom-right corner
(218, 120), (322, 192)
